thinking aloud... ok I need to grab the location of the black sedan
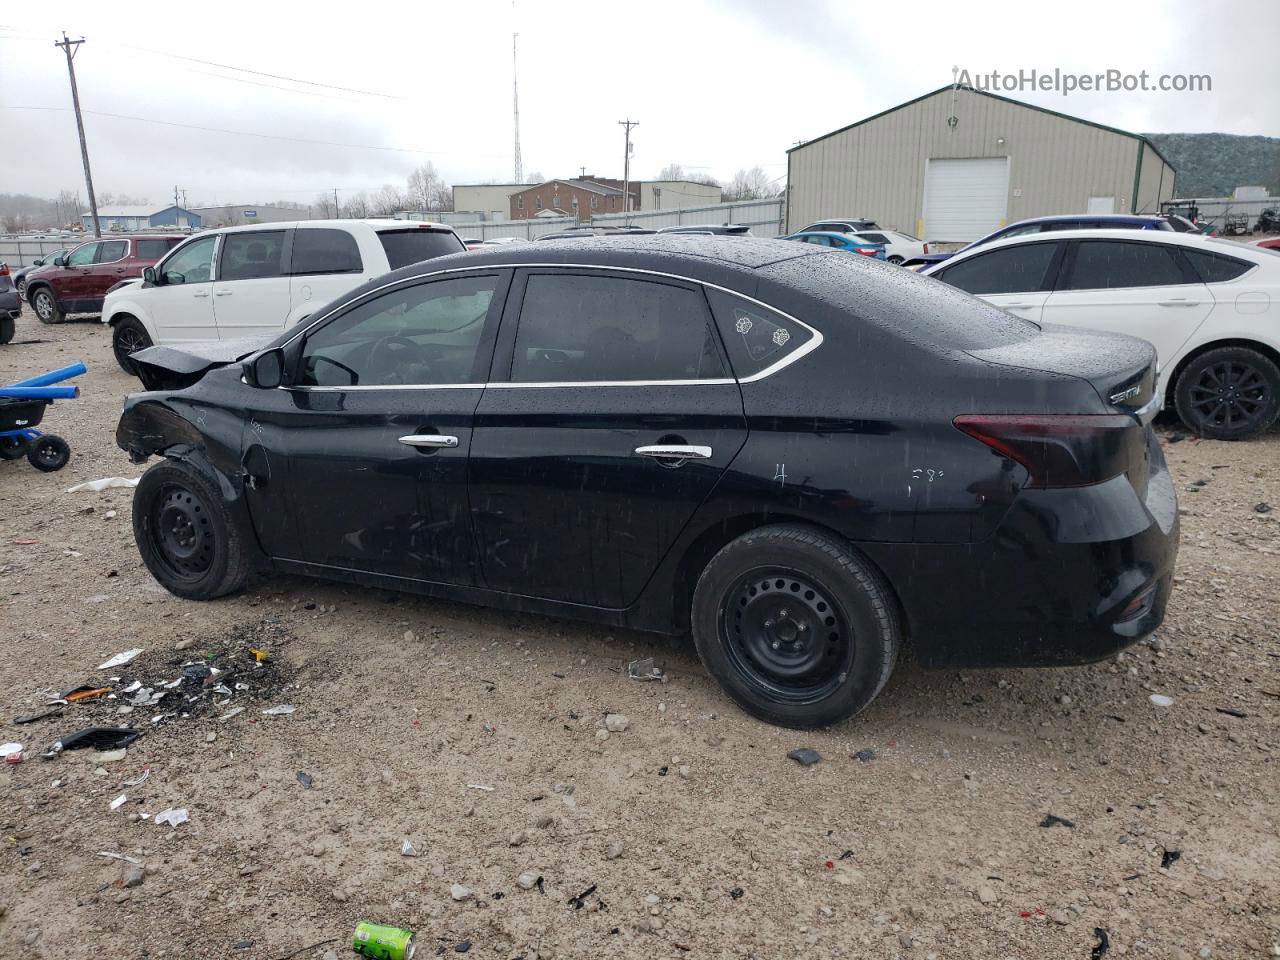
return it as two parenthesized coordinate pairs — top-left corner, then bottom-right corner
(116, 236), (1179, 728)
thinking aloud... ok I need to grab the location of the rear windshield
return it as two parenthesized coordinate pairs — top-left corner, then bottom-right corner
(377, 229), (465, 270)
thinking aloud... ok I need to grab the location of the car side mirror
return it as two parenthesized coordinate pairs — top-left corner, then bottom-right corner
(244, 349), (284, 389)
(142, 266), (157, 285)
(53, 255), (68, 267)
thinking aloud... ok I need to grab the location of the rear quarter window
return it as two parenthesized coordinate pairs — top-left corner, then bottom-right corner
(135, 239), (174, 259)
(378, 229), (465, 270)
(705, 288), (815, 379)
(1181, 248), (1254, 283)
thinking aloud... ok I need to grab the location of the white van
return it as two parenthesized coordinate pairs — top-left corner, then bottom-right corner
(103, 219), (464, 372)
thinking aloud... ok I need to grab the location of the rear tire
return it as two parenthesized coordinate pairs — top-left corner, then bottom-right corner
(27, 435), (70, 472)
(15, 277), (27, 299)
(112, 316), (153, 374)
(133, 458), (250, 600)
(1173, 346), (1280, 440)
(30, 287), (63, 324)
(887, 255), (904, 265)
(691, 524), (900, 728)
(0, 316), (14, 345)
(0, 436), (28, 460)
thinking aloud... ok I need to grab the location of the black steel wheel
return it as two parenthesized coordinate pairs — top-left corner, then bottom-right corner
(1174, 346), (1280, 440)
(112, 316), (153, 374)
(722, 568), (853, 704)
(27, 434), (70, 472)
(691, 524), (900, 728)
(133, 459), (251, 599)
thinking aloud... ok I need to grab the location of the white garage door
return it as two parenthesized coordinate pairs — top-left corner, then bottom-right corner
(923, 157), (1010, 243)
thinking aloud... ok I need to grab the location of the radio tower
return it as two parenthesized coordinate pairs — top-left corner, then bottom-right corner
(512, 18), (524, 183)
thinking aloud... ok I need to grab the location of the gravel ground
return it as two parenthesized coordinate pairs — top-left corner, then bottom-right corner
(0, 309), (1277, 960)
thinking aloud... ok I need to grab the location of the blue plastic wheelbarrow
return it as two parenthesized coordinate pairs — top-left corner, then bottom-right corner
(0, 362), (86, 472)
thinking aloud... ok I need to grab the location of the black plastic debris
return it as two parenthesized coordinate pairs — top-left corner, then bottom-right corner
(1039, 814), (1075, 829)
(568, 884), (597, 910)
(182, 663), (213, 683)
(729, 887), (744, 899)
(453, 941), (471, 953)
(297, 771), (313, 789)
(1160, 849), (1181, 869)
(1091, 927), (1111, 959)
(787, 748), (821, 766)
(534, 876), (545, 895)
(853, 749), (876, 763)
(48, 727), (141, 754)
(14, 707), (63, 725)
(233, 939), (253, 950)
(1255, 502), (1272, 514)
(1215, 707), (1247, 718)
(658, 766), (669, 777)
(839, 850), (854, 860)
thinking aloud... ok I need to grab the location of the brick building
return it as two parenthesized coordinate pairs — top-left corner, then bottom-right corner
(509, 177), (640, 220)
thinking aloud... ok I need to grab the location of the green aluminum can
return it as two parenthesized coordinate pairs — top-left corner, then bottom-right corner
(352, 921), (416, 960)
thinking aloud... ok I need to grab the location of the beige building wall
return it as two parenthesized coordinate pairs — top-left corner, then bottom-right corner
(453, 184), (526, 219)
(787, 87), (1174, 239)
(640, 180), (723, 210)
(1135, 141), (1176, 215)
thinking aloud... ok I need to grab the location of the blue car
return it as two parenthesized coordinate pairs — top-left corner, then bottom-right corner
(904, 214), (1174, 269)
(781, 231), (887, 259)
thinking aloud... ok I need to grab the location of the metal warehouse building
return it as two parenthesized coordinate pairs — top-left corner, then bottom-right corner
(786, 86), (1176, 243)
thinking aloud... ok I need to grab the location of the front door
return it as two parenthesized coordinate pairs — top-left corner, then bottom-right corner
(470, 269), (747, 609)
(242, 271), (509, 585)
(1041, 239), (1214, 366)
(933, 240), (1064, 323)
(213, 229), (293, 340)
(147, 235), (219, 343)
(57, 240), (100, 307)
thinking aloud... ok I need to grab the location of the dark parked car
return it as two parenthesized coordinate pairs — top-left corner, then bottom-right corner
(24, 234), (184, 323)
(658, 224), (753, 236)
(13, 248), (69, 300)
(1255, 208), (1280, 233)
(116, 237), (1178, 728)
(797, 218), (881, 234)
(902, 214), (1175, 269)
(0, 263), (19, 344)
(535, 226), (657, 241)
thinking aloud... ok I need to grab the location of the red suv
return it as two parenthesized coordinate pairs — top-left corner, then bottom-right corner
(25, 235), (184, 324)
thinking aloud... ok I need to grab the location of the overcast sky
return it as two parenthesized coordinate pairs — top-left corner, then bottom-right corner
(1, 0), (1276, 208)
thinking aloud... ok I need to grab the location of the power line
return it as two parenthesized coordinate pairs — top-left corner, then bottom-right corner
(0, 104), (503, 158)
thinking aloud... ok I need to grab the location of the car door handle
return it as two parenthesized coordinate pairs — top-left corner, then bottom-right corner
(215, 290), (233, 297)
(1158, 299), (1199, 307)
(635, 444), (713, 461)
(1001, 301), (1028, 308)
(399, 434), (458, 448)
(193, 290), (210, 298)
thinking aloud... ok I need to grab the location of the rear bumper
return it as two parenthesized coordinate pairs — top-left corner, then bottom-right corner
(0, 290), (20, 320)
(868, 431), (1179, 668)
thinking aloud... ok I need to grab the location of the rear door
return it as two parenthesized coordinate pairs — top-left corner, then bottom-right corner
(288, 226), (366, 319)
(932, 240), (1064, 322)
(212, 229), (292, 339)
(1041, 239), (1214, 366)
(83, 239), (132, 305)
(469, 268), (747, 608)
(242, 271), (509, 583)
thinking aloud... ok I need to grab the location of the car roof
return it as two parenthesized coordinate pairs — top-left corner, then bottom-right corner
(212, 218), (455, 234)
(930, 227), (1271, 267)
(1007, 214), (1165, 226)
(791, 231), (880, 241)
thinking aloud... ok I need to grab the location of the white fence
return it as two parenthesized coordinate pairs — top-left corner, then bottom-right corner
(443, 198), (786, 241)
(0, 235), (80, 268)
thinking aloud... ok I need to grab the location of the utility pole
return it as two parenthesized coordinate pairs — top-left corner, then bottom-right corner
(55, 33), (100, 238)
(618, 118), (638, 221)
(173, 185), (181, 227)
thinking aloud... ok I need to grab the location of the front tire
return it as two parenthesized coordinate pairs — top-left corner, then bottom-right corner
(112, 316), (153, 374)
(133, 459), (250, 600)
(30, 288), (64, 324)
(27, 435), (70, 472)
(15, 277), (27, 299)
(1173, 346), (1280, 440)
(887, 255), (904, 265)
(0, 316), (14, 345)
(691, 524), (900, 728)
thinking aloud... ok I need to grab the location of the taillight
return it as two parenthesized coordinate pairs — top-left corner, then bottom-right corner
(853, 247), (878, 257)
(922, 243), (929, 254)
(0, 262), (9, 277)
(954, 414), (1138, 488)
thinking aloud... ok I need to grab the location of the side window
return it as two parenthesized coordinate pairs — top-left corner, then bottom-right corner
(291, 228), (363, 276)
(705, 287), (815, 379)
(997, 224), (1047, 239)
(937, 242), (1060, 295)
(859, 232), (890, 244)
(1063, 241), (1187, 290)
(220, 231), (287, 281)
(135, 238), (173, 259)
(160, 236), (217, 285)
(96, 240), (129, 263)
(511, 274), (726, 383)
(803, 235), (830, 247)
(299, 275), (498, 387)
(66, 243), (99, 266)
(1181, 248), (1254, 283)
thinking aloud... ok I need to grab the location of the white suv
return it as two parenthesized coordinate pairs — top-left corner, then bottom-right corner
(103, 219), (464, 373)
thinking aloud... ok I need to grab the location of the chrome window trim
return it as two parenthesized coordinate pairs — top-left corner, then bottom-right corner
(95, 238), (131, 265)
(278, 262), (823, 391)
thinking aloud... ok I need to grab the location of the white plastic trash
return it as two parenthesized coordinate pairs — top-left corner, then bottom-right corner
(98, 648), (143, 670)
(67, 477), (140, 493)
(154, 807), (189, 827)
(261, 705), (295, 716)
(1149, 694), (1175, 707)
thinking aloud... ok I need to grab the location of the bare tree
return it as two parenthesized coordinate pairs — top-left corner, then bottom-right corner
(688, 172), (721, 188)
(313, 192), (336, 218)
(406, 163), (452, 211)
(656, 163), (685, 181)
(371, 184), (407, 217)
(725, 166), (779, 201)
(342, 192), (370, 219)
(525, 171), (545, 185)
